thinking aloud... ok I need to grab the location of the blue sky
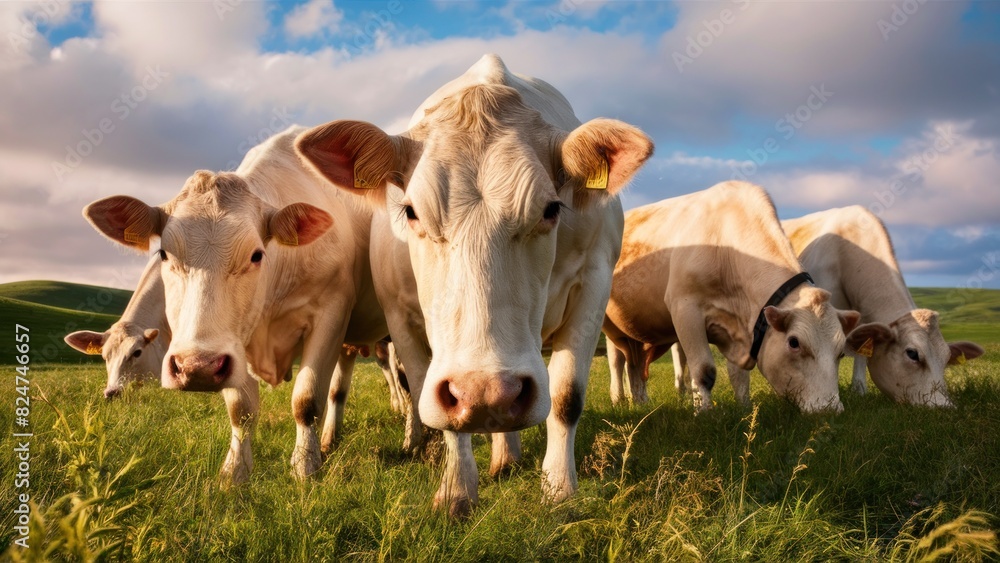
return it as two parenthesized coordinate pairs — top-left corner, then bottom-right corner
(1, 0), (999, 291)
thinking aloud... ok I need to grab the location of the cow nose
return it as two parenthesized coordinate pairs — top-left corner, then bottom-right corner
(103, 387), (121, 400)
(167, 352), (233, 391)
(435, 374), (536, 432)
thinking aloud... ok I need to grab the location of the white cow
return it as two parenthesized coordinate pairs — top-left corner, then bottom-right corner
(82, 126), (388, 484)
(603, 182), (860, 413)
(64, 255), (170, 399)
(783, 206), (984, 406)
(296, 54), (654, 516)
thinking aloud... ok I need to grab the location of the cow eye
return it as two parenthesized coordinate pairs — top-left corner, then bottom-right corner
(543, 201), (562, 221)
(905, 348), (919, 362)
(788, 336), (800, 350)
(251, 250), (264, 264)
(132, 349), (142, 359)
(404, 205), (418, 221)
(158, 249), (167, 261)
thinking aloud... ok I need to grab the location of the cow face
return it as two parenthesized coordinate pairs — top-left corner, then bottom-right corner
(757, 287), (859, 413)
(846, 310), (983, 407)
(65, 323), (161, 398)
(298, 85), (652, 433)
(83, 172), (332, 392)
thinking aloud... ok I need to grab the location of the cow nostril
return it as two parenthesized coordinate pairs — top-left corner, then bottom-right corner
(104, 388), (121, 400)
(169, 355), (181, 377)
(510, 377), (535, 416)
(214, 356), (232, 379)
(438, 380), (459, 410)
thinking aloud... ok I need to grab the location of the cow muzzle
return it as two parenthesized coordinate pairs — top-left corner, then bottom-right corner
(165, 351), (233, 392)
(432, 373), (539, 433)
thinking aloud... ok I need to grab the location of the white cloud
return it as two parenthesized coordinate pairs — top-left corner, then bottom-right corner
(285, 0), (344, 39)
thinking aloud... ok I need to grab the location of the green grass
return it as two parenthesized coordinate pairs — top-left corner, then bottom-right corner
(0, 283), (997, 560)
(2, 348), (998, 561)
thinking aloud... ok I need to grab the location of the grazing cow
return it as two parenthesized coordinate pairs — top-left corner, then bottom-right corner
(82, 126), (388, 484)
(297, 54), (654, 516)
(782, 206), (983, 406)
(603, 182), (860, 413)
(64, 255), (170, 399)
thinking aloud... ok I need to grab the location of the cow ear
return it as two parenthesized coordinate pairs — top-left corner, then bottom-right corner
(560, 118), (654, 203)
(948, 341), (984, 365)
(65, 331), (106, 355)
(296, 121), (420, 205)
(267, 202), (333, 247)
(837, 309), (862, 334)
(143, 328), (159, 344)
(763, 306), (792, 333)
(84, 196), (166, 252)
(846, 323), (894, 355)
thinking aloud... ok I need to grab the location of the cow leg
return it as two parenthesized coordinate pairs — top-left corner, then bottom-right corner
(625, 340), (650, 404)
(433, 431), (478, 518)
(673, 304), (716, 411)
(607, 338), (627, 405)
(384, 319), (429, 454)
(672, 343), (690, 396)
(489, 431), (522, 477)
(727, 360), (750, 407)
(290, 311), (347, 479)
(851, 355), (868, 394)
(375, 340), (405, 414)
(219, 378), (259, 487)
(320, 348), (356, 454)
(543, 292), (606, 503)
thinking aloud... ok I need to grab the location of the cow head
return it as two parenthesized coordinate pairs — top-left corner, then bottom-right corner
(846, 309), (982, 407)
(298, 84), (652, 432)
(65, 323), (162, 398)
(756, 286), (860, 413)
(83, 172), (332, 392)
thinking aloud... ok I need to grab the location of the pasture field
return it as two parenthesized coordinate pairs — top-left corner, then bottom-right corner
(2, 351), (999, 560)
(1, 283), (998, 561)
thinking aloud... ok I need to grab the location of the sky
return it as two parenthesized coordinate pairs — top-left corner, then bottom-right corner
(1, 0), (999, 292)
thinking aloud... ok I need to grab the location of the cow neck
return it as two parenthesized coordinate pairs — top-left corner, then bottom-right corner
(749, 272), (815, 360)
(841, 269), (914, 326)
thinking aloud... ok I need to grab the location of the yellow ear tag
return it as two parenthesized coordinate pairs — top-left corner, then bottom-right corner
(353, 162), (370, 189)
(957, 352), (967, 365)
(85, 342), (103, 355)
(124, 223), (144, 245)
(276, 232), (299, 246)
(857, 337), (874, 358)
(585, 158), (609, 190)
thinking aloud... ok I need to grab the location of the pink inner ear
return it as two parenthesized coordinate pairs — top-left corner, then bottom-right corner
(294, 207), (334, 245)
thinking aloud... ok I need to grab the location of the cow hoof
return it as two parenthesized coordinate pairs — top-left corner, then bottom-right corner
(433, 492), (474, 519)
(489, 459), (517, 479)
(219, 464), (250, 488)
(290, 449), (322, 480)
(629, 393), (650, 405)
(542, 481), (576, 504)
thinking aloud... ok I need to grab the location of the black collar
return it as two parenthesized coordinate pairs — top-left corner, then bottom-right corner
(749, 272), (815, 360)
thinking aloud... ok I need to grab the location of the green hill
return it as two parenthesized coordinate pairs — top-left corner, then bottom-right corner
(0, 281), (995, 364)
(0, 280), (130, 365)
(0, 280), (132, 316)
